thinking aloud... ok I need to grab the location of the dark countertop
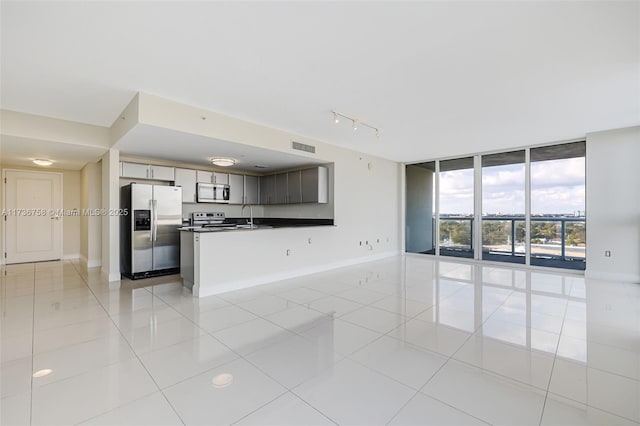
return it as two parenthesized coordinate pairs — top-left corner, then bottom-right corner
(179, 217), (334, 233)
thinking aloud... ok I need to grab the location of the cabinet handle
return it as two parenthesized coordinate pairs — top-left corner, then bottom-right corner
(151, 168), (154, 179)
(146, 168), (149, 179)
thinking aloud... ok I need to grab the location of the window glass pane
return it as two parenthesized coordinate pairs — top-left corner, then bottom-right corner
(481, 150), (525, 264)
(530, 141), (586, 270)
(439, 157), (474, 258)
(405, 162), (435, 254)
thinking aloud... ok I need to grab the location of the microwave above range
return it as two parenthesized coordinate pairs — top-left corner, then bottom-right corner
(196, 182), (230, 203)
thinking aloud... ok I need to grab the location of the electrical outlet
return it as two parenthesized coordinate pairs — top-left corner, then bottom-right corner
(605, 250), (611, 257)
(286, 249), (291, 256)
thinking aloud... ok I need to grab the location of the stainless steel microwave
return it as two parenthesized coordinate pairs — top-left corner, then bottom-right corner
(196, 182), (230, 203)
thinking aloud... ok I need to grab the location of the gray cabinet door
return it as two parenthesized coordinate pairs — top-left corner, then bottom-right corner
(301, 166), (329, 203)
(121, 162), (150, 179)
(287, 170), (302, 203)
(275, 173), (288, 204)
(213, 172), (229, 185)
(244, 175), (259, 204)
(174, 168), (197, 203)
(228, 174), (244, 204)
(150, 165), (175, 181)
(260, 175), (275, 205)
(196, 170), (213, 183)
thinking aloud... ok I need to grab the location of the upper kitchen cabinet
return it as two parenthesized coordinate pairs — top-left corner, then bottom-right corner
(228, 174), (244, 204)
(174, 168), (197, 203)
(301, 166), (328, 203)
(287, 170), (302, 204)
(213, 172), (229, 185)
(274, 173), (288, 204)
(120, 162), (175, 181)
(260, 174), (275, 205)
(196, 170), (229, 184)
(196, 170), (213, 183)
(150, 165), (175, 181)
(244, 175), (259, 204)
(120, 162), (149, 179)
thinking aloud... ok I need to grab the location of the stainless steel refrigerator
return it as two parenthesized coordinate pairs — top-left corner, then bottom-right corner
(120, 183), (182, 279)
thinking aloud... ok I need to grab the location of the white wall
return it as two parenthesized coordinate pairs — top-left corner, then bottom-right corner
(80, 161), (102, 267)
(586, 126), (640, 283)
(101, 149), (120, 281)
(0, 165), (81, 261)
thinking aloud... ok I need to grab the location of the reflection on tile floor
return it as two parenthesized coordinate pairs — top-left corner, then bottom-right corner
(1, 256), (639, 425)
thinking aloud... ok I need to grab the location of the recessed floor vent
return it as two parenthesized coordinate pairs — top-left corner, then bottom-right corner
(292, 141), (316, 154)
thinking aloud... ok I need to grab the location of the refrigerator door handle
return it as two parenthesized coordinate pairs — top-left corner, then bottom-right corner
(149, 199), (154, 242)
(153, 199), (158, 241)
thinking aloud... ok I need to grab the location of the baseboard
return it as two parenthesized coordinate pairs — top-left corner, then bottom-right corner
(585, 269), (640, 284)
(63, 253), (80, 260)
(194, 251), (399, 298)
(101, 268), (121, 283)
(80, 255), (102, 269)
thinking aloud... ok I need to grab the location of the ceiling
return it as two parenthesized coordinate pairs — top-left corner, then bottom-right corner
(116, 124), (325, 173)
(0, 135), (106, 170)
(1, 1), (638, 163)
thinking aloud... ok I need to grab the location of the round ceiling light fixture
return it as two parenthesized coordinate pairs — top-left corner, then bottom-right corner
(210, 157), (236, 167)
(33, 159), (53, 166)
(32, 369), (53, 378)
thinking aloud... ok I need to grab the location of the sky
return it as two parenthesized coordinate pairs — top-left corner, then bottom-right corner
(439, 157), (585, 215)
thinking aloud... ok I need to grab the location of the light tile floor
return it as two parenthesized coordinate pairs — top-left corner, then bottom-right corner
(1, 256), (639, 425)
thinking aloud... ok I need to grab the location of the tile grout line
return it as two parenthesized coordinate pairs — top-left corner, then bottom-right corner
(69, 261), (187, 426)
(537, 294), (570, 426)
(28, 263), (36, 426)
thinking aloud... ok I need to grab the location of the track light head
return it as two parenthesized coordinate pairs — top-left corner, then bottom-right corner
(331, 110), (379, 139)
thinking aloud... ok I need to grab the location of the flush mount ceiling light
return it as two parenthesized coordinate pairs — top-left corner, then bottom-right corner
(33, 159), (53, 166)
(32, 369), (53, 378)
(332, 111), (380, 139)
(210, 157), (236, 167)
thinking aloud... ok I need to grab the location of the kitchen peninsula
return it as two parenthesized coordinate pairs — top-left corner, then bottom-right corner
(180, 219), (336, 297)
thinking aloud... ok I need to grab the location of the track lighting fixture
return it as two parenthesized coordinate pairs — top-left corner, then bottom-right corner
(331, 110), (380, 139)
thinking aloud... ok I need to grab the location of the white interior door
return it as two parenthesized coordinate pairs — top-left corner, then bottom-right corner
(4, 170), (63, 264)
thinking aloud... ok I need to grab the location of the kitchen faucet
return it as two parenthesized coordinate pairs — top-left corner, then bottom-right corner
(241, 204), (254, 229)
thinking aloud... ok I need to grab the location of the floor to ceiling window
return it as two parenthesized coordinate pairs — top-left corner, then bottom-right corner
(530, 142), (586, 270)
(405, 141), (586, 270)
(481, 150), (526, 264)
(439, 157), (475, 259)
